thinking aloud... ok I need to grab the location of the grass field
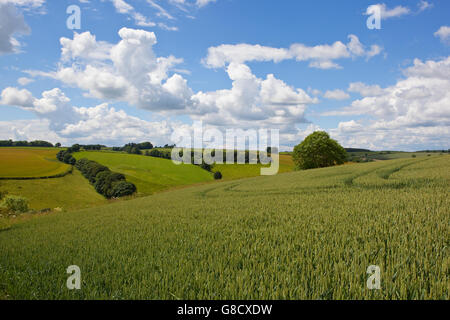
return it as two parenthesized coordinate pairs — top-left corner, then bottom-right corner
(0, 148), (71, 178)
(212, 154), (295, 180)
(0, 155), (448, 299)
(73, 151), (214, 195)
(348, 151), (446, 161)
(0, 170), (107, 211)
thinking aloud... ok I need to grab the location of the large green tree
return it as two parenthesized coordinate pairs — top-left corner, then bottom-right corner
(292, 131), (347, 170)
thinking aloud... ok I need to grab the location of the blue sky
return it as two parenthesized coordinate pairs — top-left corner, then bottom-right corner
(0, 0), (449, 150)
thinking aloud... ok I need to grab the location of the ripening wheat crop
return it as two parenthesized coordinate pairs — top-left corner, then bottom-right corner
(0, 156), (448, 299)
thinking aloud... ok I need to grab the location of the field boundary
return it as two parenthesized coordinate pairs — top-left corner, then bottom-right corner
(0, 166), (73, 180)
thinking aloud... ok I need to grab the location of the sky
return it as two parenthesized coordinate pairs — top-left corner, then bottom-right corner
(0, 0), (449, 151)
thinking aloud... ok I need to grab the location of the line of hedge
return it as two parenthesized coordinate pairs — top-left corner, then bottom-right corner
(146, 149), (272, 165)
(74, 158), (137, 199)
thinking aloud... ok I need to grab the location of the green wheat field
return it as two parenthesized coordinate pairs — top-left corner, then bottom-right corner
(0, 152), (448, 300)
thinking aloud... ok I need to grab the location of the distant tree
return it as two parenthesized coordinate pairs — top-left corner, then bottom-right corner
(110, 181), (136, 198)
(130, 147), (141, 154)
(55, 142), (61, 148)
(137, 142), (153, 150)
(292, 131), (347, 170)
(63, 152), (76, 165)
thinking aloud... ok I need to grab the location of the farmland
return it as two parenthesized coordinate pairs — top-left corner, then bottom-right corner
(0, 170), (107, 211)
(212, 154), (295, 180)
(0, 148), (71, 178)
(73, 151), (214, 195)
(0, 155), (448, 299)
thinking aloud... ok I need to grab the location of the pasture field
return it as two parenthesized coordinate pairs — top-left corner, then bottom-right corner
(0, 170), (108, 211)
(73, 151), (214, 195)
(348, 151), (444, 161)
(0, 156), (448, 299)
(212, 154), (295, 180)
(0, 147), (71, 178)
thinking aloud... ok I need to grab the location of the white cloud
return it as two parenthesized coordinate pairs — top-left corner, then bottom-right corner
(110, 0), (133, 14)
(0, 0), (45, 7)
(324, 56), (450, 150)
(107, 0), (159, 29)
(0, 86), (180, 145)
(323, 89), (350, 101)
(17, 77), (34, 85)
(190, 62), (318, 132)
(418, 1), (433, 12)
(33, 28), (191, 112)
(1, 87), (34, 108)
(204, 35), (382, 69)
(348, 82), (385, 97)
(0, 3), (30, 54)
(60, 31), (112, 61)
(146, 0), (174, 20)
(434, 26), (450, 44)
(365, 3), (410, 20)
(196, 0), (216, 8)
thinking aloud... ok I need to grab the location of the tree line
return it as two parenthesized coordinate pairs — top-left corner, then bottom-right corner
(56, 149), (137, 198)
(112, 142), (154, 154)
(0, 140), (54, 147)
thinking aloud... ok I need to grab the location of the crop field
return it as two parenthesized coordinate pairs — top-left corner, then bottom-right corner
(0, 170), (108, 211)
(0, 156), (448, 299)
(212, 154), (295, 180)
(73, 151), (214, 195)
(0, 148), (71, 178)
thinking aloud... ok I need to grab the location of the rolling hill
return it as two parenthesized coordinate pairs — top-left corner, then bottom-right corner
(73, 151), (215, 195)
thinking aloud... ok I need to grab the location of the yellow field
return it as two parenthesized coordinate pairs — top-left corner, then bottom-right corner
(0, 148), (71, 178)
(212, 154), (295, 180)
(0, 170), (108, 211)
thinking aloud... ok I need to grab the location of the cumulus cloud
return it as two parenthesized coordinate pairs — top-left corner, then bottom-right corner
(204, 35), (382, 69)
(190, 62), (318, 134)
(33, 28), (192, 112)
(0, 86), (180, 145)
(434, 26), (450, 44)
(324, 56), (450, 150)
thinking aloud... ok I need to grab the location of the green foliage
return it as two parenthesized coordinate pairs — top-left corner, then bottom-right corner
(213, 171), (222, 180)
(293, 131), (347, 170)
(57, 150), (76, 165)
(110, 181), (137, 198)
(147, 148), (172, 159)
(0, 140), (53, 147)
(2, 195), (29, 213)
(137, 142), (153, 150)
(94, 171), (126, 198)
(75, 158), (136, 198)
